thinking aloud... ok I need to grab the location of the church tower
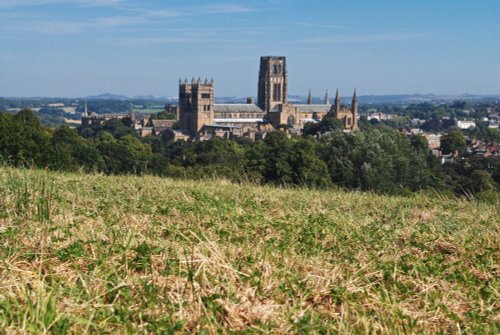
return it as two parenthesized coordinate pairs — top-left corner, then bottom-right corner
(258, 56), (288, 113)
(179, 78), (214, 136)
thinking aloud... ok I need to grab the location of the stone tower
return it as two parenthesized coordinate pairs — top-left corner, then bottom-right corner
(179, 78), (214, 135)
(258, 56), (288, 113)
(330, 89), (358, 130)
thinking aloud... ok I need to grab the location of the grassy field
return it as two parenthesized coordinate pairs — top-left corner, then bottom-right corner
(0, 167), (498, 334)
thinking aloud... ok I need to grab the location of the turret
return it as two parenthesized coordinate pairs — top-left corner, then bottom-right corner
(307, 89), (312, 105)
(352, 89), (358, 112)
(325, 89), (330, 105)
(352, 89), (358, 130)
(82, 99), (89, 117)
(334, 89), (340, 114)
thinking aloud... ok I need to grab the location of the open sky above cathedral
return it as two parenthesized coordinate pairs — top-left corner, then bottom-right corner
(1, 0), (499, 97)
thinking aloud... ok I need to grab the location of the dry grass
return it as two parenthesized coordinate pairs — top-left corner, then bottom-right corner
(0, 167), (498, 334)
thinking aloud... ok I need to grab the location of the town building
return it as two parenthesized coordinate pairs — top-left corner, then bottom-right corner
(177, 56), (358, 138)
(80, 101), (150, 135)
(457, 120), (476, 129)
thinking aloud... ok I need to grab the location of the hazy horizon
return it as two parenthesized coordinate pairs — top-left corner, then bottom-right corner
(1, 0), (499, 97)
(2, 92), (500, 100)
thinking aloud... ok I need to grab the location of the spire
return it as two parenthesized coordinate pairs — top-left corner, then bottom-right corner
(325, 89), (330, 105)
(334, 89), (341, 114)
(352, 89), (358, 129)
(307, 89), (312, 105)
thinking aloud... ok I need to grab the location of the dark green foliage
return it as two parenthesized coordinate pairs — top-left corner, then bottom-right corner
(302, 114), (344, 136)
(150, 111), (176, 120)
(320, 128), (433, 193)
(97, 133), (152, 174)
(244, 131), (330, 187)
(0, 110), (498, 196)
(441, 131), (467, 155)
(421, 118), (443, 132)
(51, 126), (106, 172)
(80, 118), (137, 139)
(0, 109), (53, 167)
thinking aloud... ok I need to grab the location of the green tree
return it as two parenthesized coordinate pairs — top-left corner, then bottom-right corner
(4, 109), (54, 167)
(51, 126), (105, 172)
(440, 131), (467, 155)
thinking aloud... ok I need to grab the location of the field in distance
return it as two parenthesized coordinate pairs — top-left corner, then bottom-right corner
(0, 167), (498, 333)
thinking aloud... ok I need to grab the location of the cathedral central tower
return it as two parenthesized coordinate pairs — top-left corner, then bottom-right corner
(258, 56), (288, 113)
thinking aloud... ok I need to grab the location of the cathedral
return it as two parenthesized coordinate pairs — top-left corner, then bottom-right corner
(177, 56), (358, 139)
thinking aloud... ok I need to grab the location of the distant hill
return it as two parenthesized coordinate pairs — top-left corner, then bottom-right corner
(213, 94), (500, 105)
(86, 93), (130, 100)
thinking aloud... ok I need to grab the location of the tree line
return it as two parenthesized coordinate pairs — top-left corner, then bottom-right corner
(0, 109), (498, 199)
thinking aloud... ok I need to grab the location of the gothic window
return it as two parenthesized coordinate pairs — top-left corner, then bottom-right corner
(278, 64), (282, 73)
(201, 93), (211, 99)
(273, 65), (278, 74)
(273, 83), (282, 102)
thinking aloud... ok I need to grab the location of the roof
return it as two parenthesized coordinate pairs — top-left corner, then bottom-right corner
(214, 118), (264, 123)
(204, 124), (240, 129)
(294, 104), (331, 114)
(152, 119), (176, 128)
(214, 104), (264, 114)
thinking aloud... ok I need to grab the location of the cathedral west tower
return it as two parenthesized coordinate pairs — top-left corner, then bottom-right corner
(179, 78), (215, 135)
(258, 56), (288, 113)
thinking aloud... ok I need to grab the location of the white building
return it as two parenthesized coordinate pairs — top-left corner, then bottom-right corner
(457, 120), (476, 129)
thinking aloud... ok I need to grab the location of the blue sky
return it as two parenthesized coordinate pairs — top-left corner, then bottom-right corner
(1, 0), (499, 97)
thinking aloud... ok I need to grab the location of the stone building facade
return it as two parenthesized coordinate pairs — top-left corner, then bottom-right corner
(178, 78), (215, 134)
(331, 89), (358, 130)
(258, 56), (288, 113)
(261, 57), (358, 130)
(177, 56), (358, 138)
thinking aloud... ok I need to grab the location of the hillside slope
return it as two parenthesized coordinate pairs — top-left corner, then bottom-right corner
(0, 167), (498, 334)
